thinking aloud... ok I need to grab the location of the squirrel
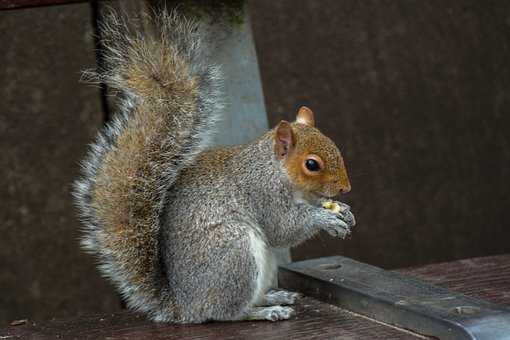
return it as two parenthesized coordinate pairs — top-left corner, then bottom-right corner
(73, 9), (355, 323)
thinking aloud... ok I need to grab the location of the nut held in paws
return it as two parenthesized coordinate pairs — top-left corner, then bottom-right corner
(322, 200), (341, 214)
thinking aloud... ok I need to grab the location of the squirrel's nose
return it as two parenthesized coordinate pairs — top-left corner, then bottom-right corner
(339, 181), (351, 194)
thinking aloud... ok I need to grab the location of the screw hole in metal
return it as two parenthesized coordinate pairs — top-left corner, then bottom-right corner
(318, 263), (342, 271)
(449, 306), (481, 316)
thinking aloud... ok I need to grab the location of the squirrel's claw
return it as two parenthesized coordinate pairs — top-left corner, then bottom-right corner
(321, 200), (356, 233)
(325, 222), (351, 239)
(340, 209), (356, 229)
(315, 209), (352, 239)
(246, 306), (295, 322)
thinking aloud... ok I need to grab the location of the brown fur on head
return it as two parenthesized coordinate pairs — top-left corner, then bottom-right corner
(274, 106), (351, 198)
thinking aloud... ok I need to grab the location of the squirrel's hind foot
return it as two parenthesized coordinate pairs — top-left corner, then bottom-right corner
(245, 306), (295, 322)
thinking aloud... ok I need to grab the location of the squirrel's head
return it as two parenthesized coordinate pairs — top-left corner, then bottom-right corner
(274, 106), (351, 198)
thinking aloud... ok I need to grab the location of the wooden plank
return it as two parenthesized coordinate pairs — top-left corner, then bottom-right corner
(0, 1), (121, 324)
(1, 297), (426, 339)
(399, 254), (510, 306)
(0, 0), (86, 10)
(4, 254), (509, 339)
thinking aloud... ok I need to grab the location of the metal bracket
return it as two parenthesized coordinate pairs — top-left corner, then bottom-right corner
(279, 256), (510, 340)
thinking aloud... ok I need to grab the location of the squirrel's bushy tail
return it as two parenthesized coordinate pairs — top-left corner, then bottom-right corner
(73, 9), (223, 321)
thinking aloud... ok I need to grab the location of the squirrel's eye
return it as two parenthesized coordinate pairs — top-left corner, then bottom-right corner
(305, 159), (321, 172)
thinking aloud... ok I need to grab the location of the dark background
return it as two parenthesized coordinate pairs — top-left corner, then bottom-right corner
(1, 0), (509, 324)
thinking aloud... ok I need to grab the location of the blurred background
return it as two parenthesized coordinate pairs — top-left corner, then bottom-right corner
(1, 0), (510, 324)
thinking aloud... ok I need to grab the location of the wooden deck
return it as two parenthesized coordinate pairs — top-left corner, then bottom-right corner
(2, 254), (509, 339)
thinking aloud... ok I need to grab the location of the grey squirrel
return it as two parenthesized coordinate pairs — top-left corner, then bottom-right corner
(73, 9), (355, 323)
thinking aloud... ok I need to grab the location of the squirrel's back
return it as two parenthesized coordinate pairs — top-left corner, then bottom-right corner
(72, 10), (223, 320)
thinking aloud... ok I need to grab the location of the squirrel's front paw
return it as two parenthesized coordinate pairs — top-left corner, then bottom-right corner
(321, 200), (356, 228)
(323, 216), (351, 239)
(336, 202), (356, 228)
(314, 206), (352, 239)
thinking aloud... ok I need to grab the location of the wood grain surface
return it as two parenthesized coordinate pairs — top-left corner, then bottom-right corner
(0, 2), (121, 324)
(2, 254), (509, 339)
(400, 254), (510, 306)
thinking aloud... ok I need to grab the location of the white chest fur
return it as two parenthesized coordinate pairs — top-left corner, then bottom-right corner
(248, 229), (276, 306)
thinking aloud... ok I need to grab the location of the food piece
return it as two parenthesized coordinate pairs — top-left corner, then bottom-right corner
(322, 200), (341, 214)
(322, 200), (333, 209)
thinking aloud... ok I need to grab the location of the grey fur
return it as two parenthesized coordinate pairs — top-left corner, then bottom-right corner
(73, 9), (354, 324)
(73, 9), (223, 321)
(263, 290), (301, 306)
(158, 134), (354, 322)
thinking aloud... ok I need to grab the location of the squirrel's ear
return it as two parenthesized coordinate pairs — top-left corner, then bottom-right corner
(275, 120), (295, 159)
(296, 106), (315, 126)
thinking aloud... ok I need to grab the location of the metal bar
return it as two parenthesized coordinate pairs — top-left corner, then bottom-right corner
(279, 256), (510, 340)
